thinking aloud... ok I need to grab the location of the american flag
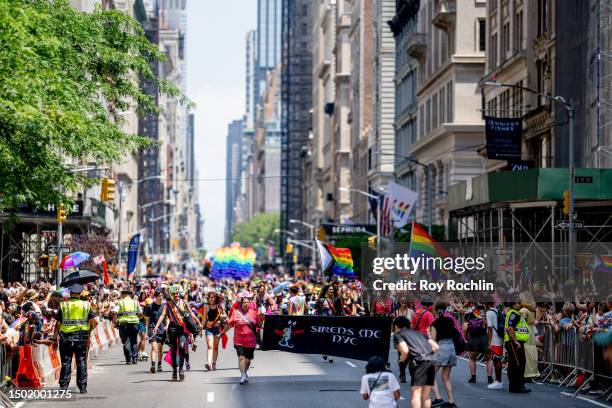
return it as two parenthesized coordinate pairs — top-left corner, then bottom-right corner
(381, 194), (392, 237)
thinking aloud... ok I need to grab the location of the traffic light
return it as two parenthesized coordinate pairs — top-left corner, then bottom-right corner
(563, 190), (570, 215)
(315, 226), (326, 241)
(286, 243), (294, 254)
(101, 177), (116, 202)
(368, 235), (377, 248)
(56, 203), (67, 223)
(50, 256), (58, 269)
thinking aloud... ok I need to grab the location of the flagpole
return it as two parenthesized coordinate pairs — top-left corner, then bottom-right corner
(376, 196), (381, 258)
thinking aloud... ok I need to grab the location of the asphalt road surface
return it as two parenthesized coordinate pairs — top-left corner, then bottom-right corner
(21, 336), (607, 408)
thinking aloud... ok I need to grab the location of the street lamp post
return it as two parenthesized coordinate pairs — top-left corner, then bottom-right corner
(289, 219), (315, 268)
(483, 81), (576, 281)
(339, 188), (382, 257)
(373, 152), (433, 236)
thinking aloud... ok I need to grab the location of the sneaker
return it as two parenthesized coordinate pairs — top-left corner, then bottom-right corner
(150, 365), (156, 374)
(212, 363), (217, 371)
(239, 375), (247, 385)
(468, 377), (477, 384)
(186, 362), (191, 371)
(179, 370), (185, 381)
(431, 399), (445, 407)
(487, 381), (503, 389)
(399, 374), (406, 383)
(172, 372), (177, 381)
(157, 363), (163, 372)
(244, 373), (249, 383)
(205, 363), (211, 371)
(328, 359), (334, 363)
(488, 376), (494, 384)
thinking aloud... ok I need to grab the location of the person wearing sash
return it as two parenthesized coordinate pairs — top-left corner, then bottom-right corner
(151, 284), (200, 381)
(199, 292), (226, 371)
(219, 296), (262, 384)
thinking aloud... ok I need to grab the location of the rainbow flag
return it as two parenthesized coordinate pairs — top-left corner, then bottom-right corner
(596, 255), (612, 273)
(317, 241), (354, 277)
(409, 221), (451, 278)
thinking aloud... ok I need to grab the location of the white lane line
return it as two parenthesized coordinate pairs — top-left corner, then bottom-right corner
(345, 361), (357, 368)
(206, 392), (214, 402)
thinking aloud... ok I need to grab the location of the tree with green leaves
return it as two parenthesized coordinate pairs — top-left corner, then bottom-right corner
(0, 0), (189, 212)
(231, 213), (280, 250)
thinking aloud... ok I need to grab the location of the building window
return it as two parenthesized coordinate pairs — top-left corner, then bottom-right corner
(537, 0), (548, 36)
(490, 0), (498, 12)
(419, 105), (424, 139)
(440, 87), (446, 124)
(490, 32), (498, 68)
(502, 22), (510, 57)
(447, 81), (453, 122)
(426, 99), (432, 135)
(432, 93), (438, 129)
(479, 19), (486, 52)
(514, 9), (523, 51)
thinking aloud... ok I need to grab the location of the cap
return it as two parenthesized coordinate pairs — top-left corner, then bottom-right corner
(421, 295), (434, 306)
(68, 283), (83, 294)
(154, 287), (163, 296)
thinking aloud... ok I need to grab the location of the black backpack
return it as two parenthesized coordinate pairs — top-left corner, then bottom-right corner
(492, 307), (505, 338)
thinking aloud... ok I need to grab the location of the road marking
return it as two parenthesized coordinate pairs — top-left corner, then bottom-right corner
(15, 402), (25, 408)
(206, 392), (214, 402)
(345, 361), (357, 368)
(399, 397), (405, 400)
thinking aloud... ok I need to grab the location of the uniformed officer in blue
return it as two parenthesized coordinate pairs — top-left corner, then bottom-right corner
(51, 283), (97, 394)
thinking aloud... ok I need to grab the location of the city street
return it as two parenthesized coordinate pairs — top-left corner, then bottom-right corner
(22, 337), (598, 408)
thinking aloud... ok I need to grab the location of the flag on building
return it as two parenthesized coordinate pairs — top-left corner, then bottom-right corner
(316, 240), (354, 277)
(409, 221), (450, 279)
(93, 254), (110, 285)
(388, 181), (418, 229)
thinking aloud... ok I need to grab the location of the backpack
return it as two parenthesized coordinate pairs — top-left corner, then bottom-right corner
(466, 313), (487, 336)
(490, 307), (506, 338)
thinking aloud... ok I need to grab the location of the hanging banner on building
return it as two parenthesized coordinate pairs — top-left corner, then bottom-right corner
(127, 234), (141, 275)
(262, 315), (392, 361)
(485, 116), (522, 160)
(388, 181), (418, 229)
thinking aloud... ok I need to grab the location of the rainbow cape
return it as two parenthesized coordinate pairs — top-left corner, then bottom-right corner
(409, 221), (451, 278)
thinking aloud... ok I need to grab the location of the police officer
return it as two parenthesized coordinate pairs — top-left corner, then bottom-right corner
(504, 298), (531, 393)
(52, 283), (97, 394)
(113, 288), (142, 365)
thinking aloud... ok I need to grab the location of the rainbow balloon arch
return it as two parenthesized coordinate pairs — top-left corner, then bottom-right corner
(210, 243), (256, 280)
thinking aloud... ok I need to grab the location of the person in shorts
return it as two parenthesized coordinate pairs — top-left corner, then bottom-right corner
(486, 302), (504, 389)
(430, 302), (457, 407)
(144, 288), (166, 373)
(393, 316), (438, 408)
(463, 303), (490, 383)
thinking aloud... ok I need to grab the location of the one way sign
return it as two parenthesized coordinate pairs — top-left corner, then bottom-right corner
(556, 220), (584, 230)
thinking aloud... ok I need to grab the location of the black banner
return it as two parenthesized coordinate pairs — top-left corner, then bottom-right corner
(321, 223), (376, 237)
(485, 116), (522, 160)
(262, 315), (392, 361)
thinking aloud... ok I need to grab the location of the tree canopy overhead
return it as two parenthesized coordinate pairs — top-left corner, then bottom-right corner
(231, 213), (280, 250)
(0, 0), (189, 211)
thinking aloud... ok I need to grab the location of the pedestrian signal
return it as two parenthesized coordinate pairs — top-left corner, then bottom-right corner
(38, 255), (49, 269)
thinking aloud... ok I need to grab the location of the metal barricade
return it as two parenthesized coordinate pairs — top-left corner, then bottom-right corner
(535, 323), (554, 381)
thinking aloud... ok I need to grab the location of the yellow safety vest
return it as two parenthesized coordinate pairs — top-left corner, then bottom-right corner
(60, 299), (91, 334)
(117, 298), (139, 324)
(504, 309), (529, 342)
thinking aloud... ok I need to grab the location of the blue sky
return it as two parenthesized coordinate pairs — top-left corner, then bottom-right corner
(186, 0), (256, 251)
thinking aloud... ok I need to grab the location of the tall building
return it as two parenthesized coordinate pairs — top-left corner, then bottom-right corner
(370, 0), (396, 194)
(225, 119), (243, 245)
(349, 0), (375, 223)
(255, 0), (282, 103)
(410, 0), (486, 230)
(389, 0), (420, 191)
(280, 0), (313, 256)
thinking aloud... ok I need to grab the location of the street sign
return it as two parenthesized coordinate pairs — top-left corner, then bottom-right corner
(574, 176), (593, 184)
(41, 230), (56, 238)
(556, 220), (584, 230)
(49, 246), (70, 254)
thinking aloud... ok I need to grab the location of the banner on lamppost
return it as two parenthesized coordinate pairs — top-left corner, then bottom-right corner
(127, 233), (141, 276)
(484, 116), (522, 160)
(262, 315), (392, 361)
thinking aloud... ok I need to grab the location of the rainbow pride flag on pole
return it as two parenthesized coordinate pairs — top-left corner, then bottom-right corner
(409, 221), (451, 278)
(595, 255), (612, 273)
(316, 241), (354, 277)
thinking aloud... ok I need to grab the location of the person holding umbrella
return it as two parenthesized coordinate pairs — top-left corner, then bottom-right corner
(51, 283), (97, 394)
(112, 287), (142, 365)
